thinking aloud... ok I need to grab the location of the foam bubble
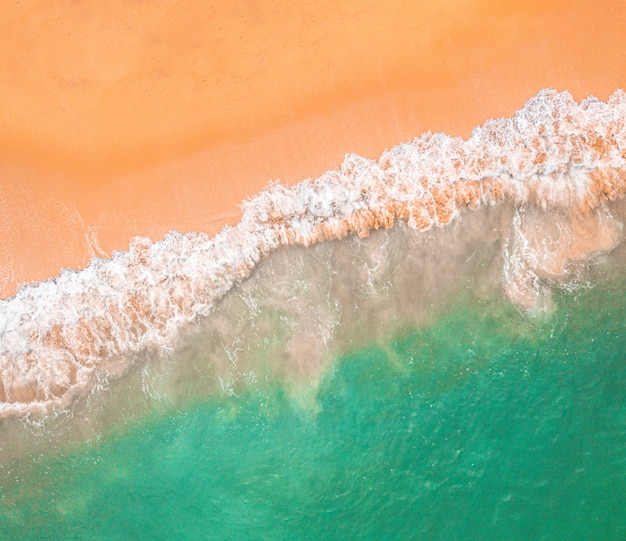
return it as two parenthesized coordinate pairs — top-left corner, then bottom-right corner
(1, 89), (625, 419)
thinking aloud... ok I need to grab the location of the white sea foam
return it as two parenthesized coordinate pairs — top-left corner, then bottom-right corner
(1, 89), (625, 418)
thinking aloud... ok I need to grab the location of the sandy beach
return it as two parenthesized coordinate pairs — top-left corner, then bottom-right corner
(1, 0), (625, 299)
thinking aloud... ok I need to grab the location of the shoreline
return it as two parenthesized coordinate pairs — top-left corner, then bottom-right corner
(2, 0), (626, 299)
(1, 88), (625, 419)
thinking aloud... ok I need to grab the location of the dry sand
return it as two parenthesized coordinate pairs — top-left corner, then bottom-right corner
(1, 0), (625, 299)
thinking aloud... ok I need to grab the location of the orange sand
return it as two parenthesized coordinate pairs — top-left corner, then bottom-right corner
(1, 0), (625, 299)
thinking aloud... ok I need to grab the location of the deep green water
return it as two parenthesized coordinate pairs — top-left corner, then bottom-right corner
(1, 275), (625, 540)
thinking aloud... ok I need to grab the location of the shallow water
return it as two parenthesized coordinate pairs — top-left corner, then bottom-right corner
(1, 219), (625, 540)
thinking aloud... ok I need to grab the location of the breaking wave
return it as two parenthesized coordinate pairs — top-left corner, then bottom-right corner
(1, 89), (625, 419)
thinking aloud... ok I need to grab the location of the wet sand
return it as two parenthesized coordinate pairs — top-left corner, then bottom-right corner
(1, 0), (625, 299)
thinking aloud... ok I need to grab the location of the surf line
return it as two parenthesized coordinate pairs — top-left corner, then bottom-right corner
(1, 89), (625, 419)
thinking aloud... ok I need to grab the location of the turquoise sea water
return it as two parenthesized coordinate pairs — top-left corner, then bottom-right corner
(1, 245), (624, 540)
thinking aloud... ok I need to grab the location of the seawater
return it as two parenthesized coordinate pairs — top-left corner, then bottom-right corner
(1, 223), (624, 540)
